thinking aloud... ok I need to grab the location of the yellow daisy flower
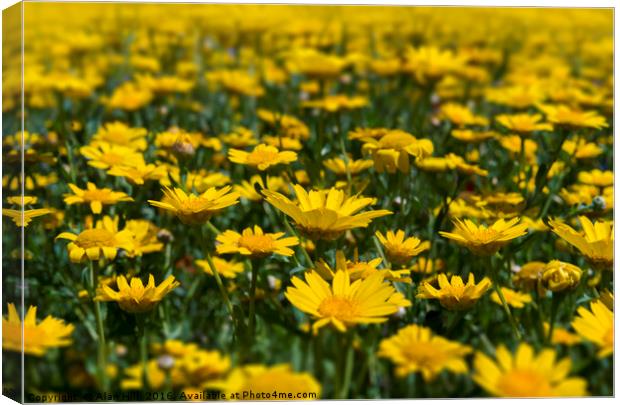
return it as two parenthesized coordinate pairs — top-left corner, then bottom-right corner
(124, 219), (164, 257)
(262, 135), (303, 151)
(577, 169), (613, 188)
(548, 216), (613, 269)
(542, 323), (582, 346)
(80, 142), (144, 170)
(285, 270), (407, 334)
(2, 303), (74, 356)
(196, 256), (245, 279)
(375, 230), (430, 265)
(495, 113), (553, 134)
(234, 175), (289, 202)
(541, 260), (582, 292)
(490, 287), (532, 308)
(6, 195), (38, 205)
(56, 217), (134, 262)
(323, 157), (374, 176)
(219, 126), (258, 148)
(417, 273), (491, 310)
(571, 300), (613, 358)
(148, 186), (239, 225)
(562, 138), (603, 160)
(451, 129), (497, 143)
(378, 324), (472, 381)
(63, 182), (133, 214)
(2, 208), (51, 227)
(361, 130), (434, 174)
(263, 185), (392, 240)
(473, 343), (588, 397)
(96, 274), (179, 313)
(216, 225), (299, 258)
(512, 261), (545, 291)
(439, 217), (528, 256)
(228, 143), (297, 171)
(411, 258), (445, 274)
(91, 121), (147, 150)
(438, 102), (488, 127)
(313, 250), (411, 284)
(207, 364), (321, 400)
(107, 162), (168, 185)
(538, 103), (608, 129)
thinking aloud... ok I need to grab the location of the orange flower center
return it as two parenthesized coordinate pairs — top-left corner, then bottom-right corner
(470, 228), (500, 242)
(247, 149), (279, 165)
(497, 369), (552, 397)
(82, 189), (111, 202)
(318, 296), (358, 321)
(238, 234), (275, 252)
(76, 229), (116, 249)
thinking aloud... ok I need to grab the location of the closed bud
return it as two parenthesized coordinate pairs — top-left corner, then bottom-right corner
(541, 260), (582, 292)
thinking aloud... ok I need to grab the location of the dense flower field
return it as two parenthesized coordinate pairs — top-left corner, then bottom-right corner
(1, 3), (614, 400)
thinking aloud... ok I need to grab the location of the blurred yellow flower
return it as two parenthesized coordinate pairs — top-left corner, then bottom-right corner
(490, 287), (532, 308)
(56, 217), (133, 262)
(539, 104), (608, 129)
(196, 256), (244, 279)
(378, 324), (472, 381)
(548, 216), (613, 269)
(2, 208), (51, 227)
(473, 343), (588, 397)
(495, 113), (552, 134)
(207, 364), (321, 400)
(2, 303), (74, 356)
(64, 182), (133, 214)
(91, 121), (147, 150)
(361, 130), (434, 173)
(571, 300), (613, 358)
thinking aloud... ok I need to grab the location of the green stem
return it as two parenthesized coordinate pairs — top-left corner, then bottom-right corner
(203, 250), (234, 316)
(339, 333), (355, 399)
(136, 315), (149, 390)
(490, 256), (522, 340)
(247, 259), (259, 340)
(89, 261), (108, 391)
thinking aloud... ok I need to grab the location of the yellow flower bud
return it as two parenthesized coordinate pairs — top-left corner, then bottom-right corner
(541, 260), (582, 292)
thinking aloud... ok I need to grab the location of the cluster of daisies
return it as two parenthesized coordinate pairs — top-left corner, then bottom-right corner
(2, 3), (613, 400)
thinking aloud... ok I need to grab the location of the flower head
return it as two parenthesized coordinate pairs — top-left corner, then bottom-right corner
(80, 143), (144, 170)
(539, 104), (608, 129)
(148, 186), (239, 225)
(548, 216), (613, 269)
(473, 343), (588, 397)
(541, 260), (582, 292)
(56, 217), (133, 262)
(207, 364), (321, 400)
(361, 130), (434, 173)
(577, 169), (613, 188)
(216, 225), (299, 258)
(417, 273), (491, 311)
(228, 143), (297, 171)
(263, 185), (391, 240)
(96, 274), (179, 313)
(490, 287), (532, 308)
(196, 256), (244, 279)
(285, 270), (407, 334)
(571, 300), (613, 358)
(2, 303), (74, 356)
(378, 324), (472, 381)
(2, 208), (51, 227)
(64, 182), (133, 214)
(440, 217), (528, 256)
(91, 121), (147, 150)
(375, 230), (430, 265)
(496, 113), (552, 134)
